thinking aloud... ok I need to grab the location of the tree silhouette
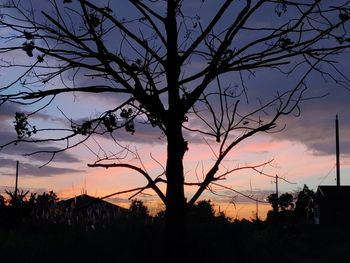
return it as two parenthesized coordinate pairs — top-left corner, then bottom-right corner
(129, 199), (149, 219)
(0, 194), (5, 208)
(1, 0), (350, 254)
(267, 192), (294, 212)
(267, 193), (279, 213)
(295, 184), (316, 223)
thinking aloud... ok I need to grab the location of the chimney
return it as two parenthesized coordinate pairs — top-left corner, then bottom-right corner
(336, 115), (340, 187)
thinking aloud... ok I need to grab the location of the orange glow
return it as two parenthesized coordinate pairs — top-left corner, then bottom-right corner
(213, 201), (271, 221)
(112, 199), (271, 221)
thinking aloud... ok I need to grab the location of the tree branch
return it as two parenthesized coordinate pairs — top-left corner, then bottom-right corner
(87, 162), (166, 203)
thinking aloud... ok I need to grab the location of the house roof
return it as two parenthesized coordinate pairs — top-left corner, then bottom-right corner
(317, 185), (350, 199)
(58, 194), (128, 213)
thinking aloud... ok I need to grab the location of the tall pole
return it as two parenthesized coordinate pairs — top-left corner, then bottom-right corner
(15, 160), (19, 197)
(336, 115), (340, 187)
(275, 174), (279, 213)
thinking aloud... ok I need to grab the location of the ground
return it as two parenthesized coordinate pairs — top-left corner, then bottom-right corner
(0, 219), (349, 263)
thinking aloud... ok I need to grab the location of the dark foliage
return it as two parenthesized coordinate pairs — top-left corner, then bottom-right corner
(295, 184), (316, 222)
(129, 199), (149, 219)
(266, 186), (318, 225)
(0, 190), (349, 262)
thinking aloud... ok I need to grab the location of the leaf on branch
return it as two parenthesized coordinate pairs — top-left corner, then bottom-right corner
(13, 112), (35, 139)
(22, 41), (35, 57)
(103, 113), (118, 132)
(72, 121), (92, 136)
(120, 108), (133, 119)
(223, 49), (234, 61)
(37, 55), (44, 63)
(148, 114), (159, 127)
(125, 121), (135, 134)
(274, 2), (287, 17)
(278, 37), (294, 50)
(120, 108), (135, 134)
(23, 31), (33, 40)
(89, 13), (100, 28)
(339, 12), (350, 22)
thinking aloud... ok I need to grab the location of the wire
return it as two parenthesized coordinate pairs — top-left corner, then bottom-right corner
(318, 163), (336, 186)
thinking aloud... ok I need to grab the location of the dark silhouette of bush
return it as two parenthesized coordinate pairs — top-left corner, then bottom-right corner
(266, 186), (317, 225)
(267, 193), (279, 212)
(188, 200), (230, 224)
(0, 194), (5, 208)
(129, 199), (150, 220)
(278, 193), (294, 211)
(0, 190), (61, 226)
(266, 192), (295, 224)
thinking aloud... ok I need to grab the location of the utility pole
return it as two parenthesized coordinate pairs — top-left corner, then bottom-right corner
(14, 160), (19, 197)
(275, 174), (279, 213)
(335, 115), (340, 187)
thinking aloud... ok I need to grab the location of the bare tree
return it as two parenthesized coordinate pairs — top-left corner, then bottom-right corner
(1, 0), (350, 251)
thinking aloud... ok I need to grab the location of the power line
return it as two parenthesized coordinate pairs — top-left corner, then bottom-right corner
(318, 164), (336, 186)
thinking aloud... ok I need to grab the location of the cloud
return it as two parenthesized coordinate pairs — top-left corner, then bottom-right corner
(0, 157), (83, 177)
(0, 102), (82, 164)
(0, 129), (81, 163)
(111, 123), (165, 144)
(0, 102), (19, 121)
(272, 87), (350, 156)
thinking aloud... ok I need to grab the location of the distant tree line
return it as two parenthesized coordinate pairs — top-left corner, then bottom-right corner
(266, 185), (316, 224)
(0, 185), (318, 229)
(0, 190), (231, 229)
(0, 190), (59, 226)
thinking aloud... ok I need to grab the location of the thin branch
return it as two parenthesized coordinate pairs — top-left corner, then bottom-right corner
(87, 162), (166, 203)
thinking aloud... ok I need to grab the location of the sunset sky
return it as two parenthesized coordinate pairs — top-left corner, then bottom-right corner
(1, 0), (350, 208)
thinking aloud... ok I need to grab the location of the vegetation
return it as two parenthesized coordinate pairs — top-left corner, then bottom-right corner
(265, 185), (319, 226)
(0, 191), (349, 262)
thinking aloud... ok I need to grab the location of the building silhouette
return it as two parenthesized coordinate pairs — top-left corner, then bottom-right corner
(314, 116), (350, 225)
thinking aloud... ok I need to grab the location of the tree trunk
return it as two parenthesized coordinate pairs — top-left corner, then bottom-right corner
(164, 119), (187, 261)
(163, 1), (187, 260)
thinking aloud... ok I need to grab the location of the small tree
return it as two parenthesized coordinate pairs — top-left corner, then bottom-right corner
(0, 194), (5, 208)
(278, 193), (294, 211)
(267, 192), (294, 223)
(295, 184), (315, 223)
(129, 199), (149, 219)
(267, 193), (279, 213)
(5, 189), (29, 208)
(189, 199), (216, 222)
